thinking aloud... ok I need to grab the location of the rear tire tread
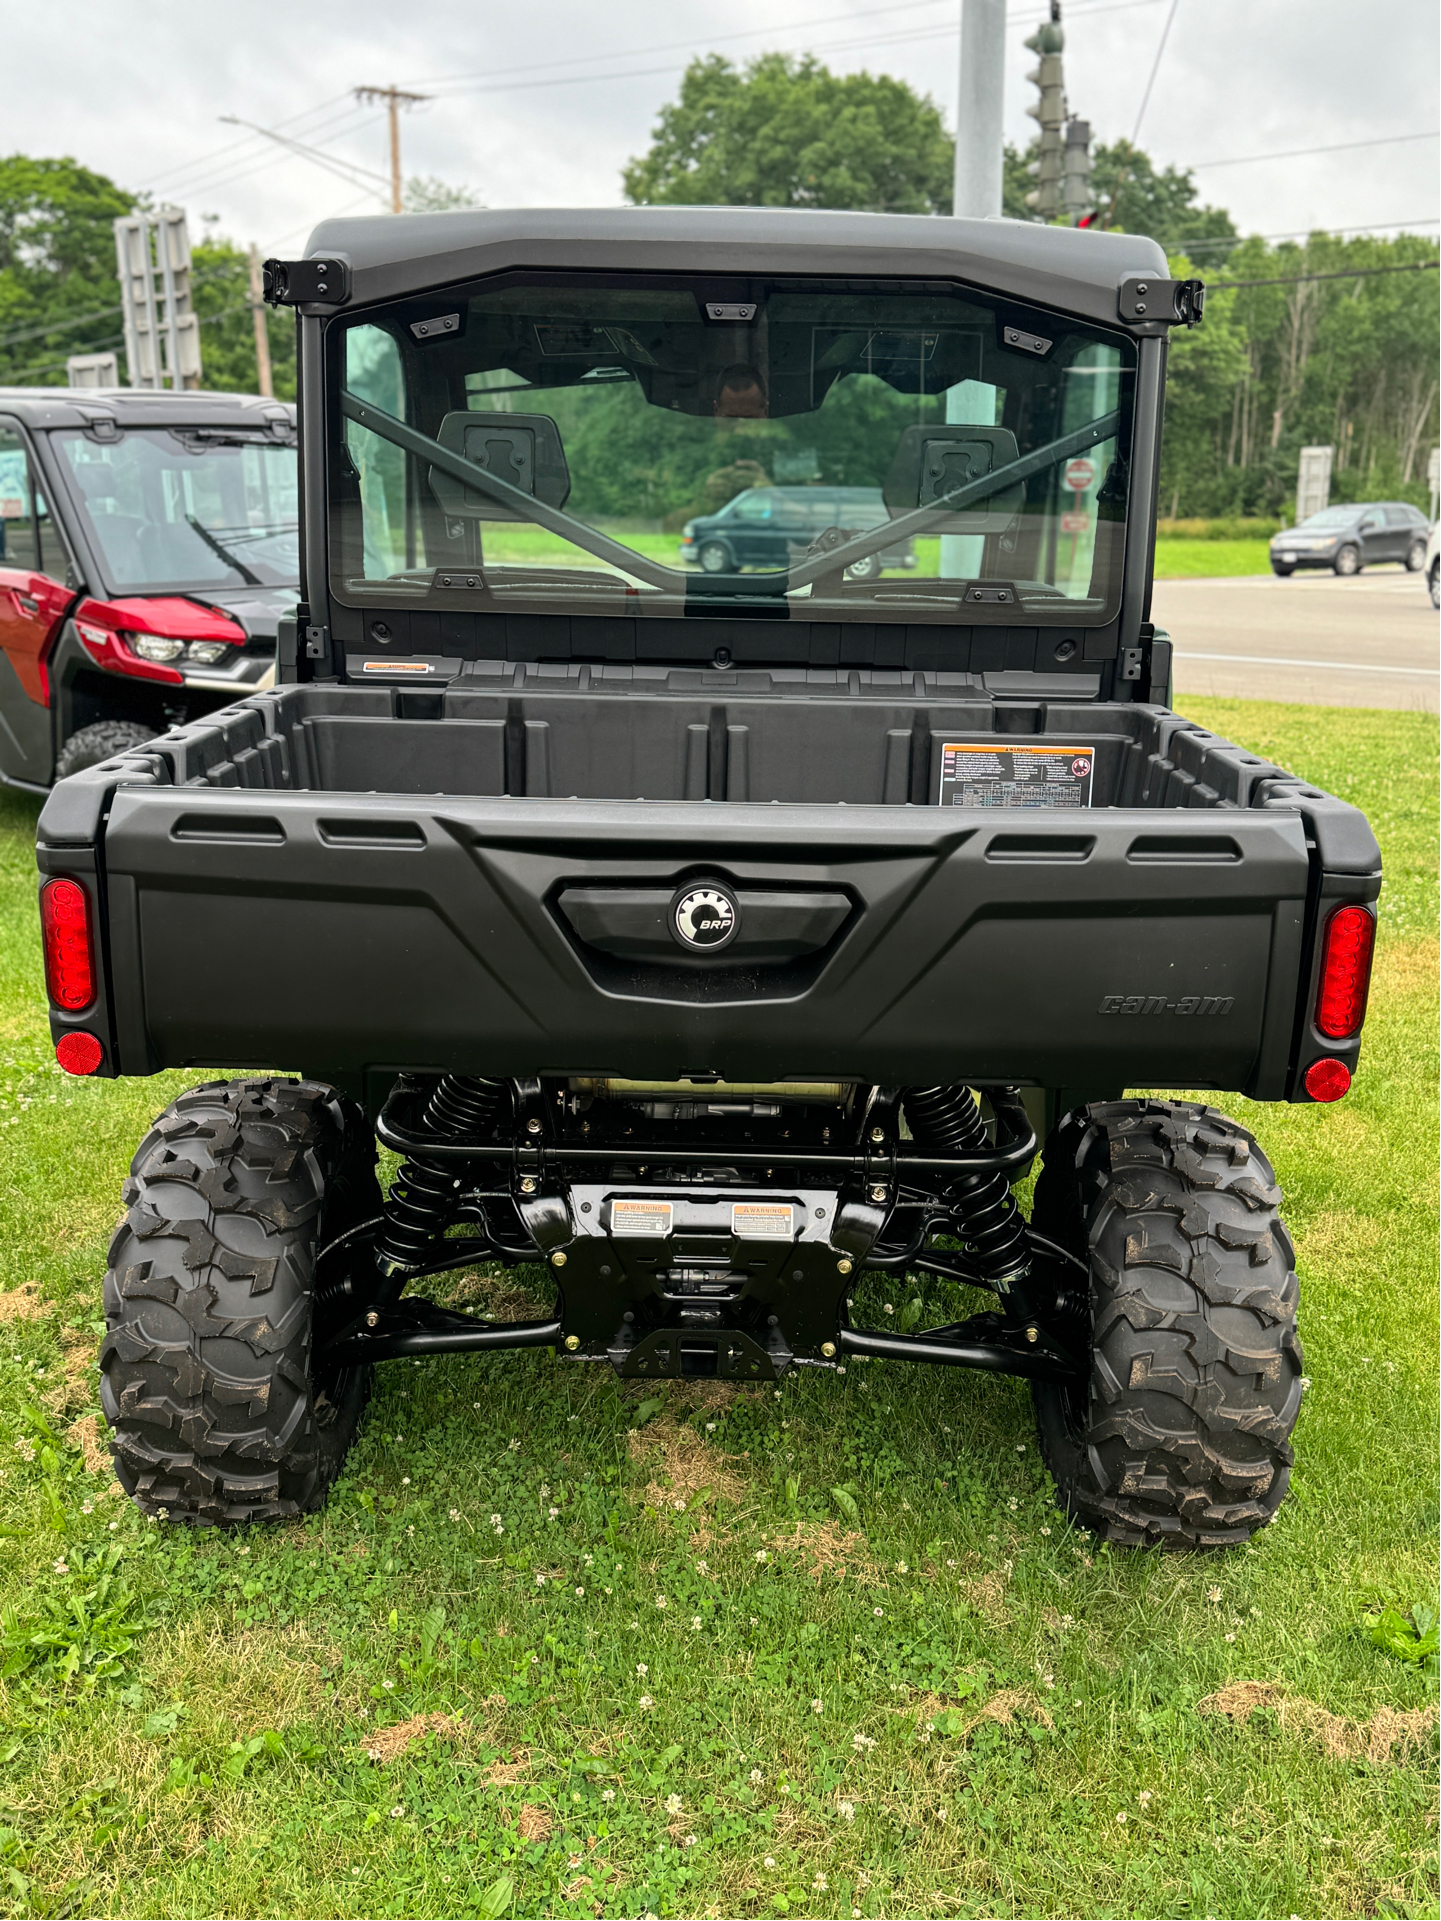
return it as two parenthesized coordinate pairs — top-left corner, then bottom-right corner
(100, 1077), (378, 1524)
(1031, 1098), (1302, 1550)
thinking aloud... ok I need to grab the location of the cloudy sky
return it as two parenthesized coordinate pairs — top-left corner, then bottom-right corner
(9, 0), (1439, 256)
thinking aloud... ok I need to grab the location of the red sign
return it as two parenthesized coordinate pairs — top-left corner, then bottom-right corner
(1064, 458), (1097, 493)
(1060, 511), (1091, 534)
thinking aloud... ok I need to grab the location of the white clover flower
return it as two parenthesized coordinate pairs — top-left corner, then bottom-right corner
(895, 1561), (907, 1573)
(1007, 1498), (1018, 1511)
(852, 1732), (874, 1751)
(839, 1800), (855, 1822)
(813, 1873), (828, 1892)
(601, 1788), (615, 1802)
(636, 1663), (648, 1676)
(883, 1303), (894, 1315)
(1225, 1631), (1236, 1643)
(1138, 1790), (1153, 1806)
(749, 1768), (762, 1783)
(1206, 1586), (1222, 1604)
(80, 1501), (93, 1515)
(52, 1558), (68, 1575)
(874, 1607), (884, 1617)
(665, 1793), (683, 1814)
(655, 1594), (668, 1608)
(1116, 1811), (1128, 1824)
(576, 1587), (584, 1597)
(764, 1856), (777, 1869)
(755, 1550), (768, 1563)
(448, 1508), (461, 1522)
(810, 1697), (824, 1715)
(401, 1476), (411, 1486)
(390, 1804), (405, 1818)
(690, 1616), (702, 1630)
(638, 1694), (654, 1708)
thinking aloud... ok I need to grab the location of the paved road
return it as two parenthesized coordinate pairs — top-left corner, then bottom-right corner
(1152, 568), (1438, 712)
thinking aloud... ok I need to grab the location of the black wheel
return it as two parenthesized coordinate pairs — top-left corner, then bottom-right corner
(845, 552), (882, 581)
(1029, 1099), (1302, 1550)
(1404, 538), (1426, 572)
(101, 1078), (382, 1524)
(1429, 562), (1440, 611)
(1332, 544), (1361, 576)
(55, 720), (156, 781)
(698, 540), (733, 574)
(1270, 563), (1295, 577)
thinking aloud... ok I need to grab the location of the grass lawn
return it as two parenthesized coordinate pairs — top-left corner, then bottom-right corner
(1152, 539), (1275, 579)
(0, 701), (1434, 1919)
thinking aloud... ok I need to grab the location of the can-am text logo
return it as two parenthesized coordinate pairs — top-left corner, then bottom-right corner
(1098, 994), (1234, 1015)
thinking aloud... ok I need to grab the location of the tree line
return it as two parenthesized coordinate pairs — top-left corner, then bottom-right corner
(1, 54), (1435, 519)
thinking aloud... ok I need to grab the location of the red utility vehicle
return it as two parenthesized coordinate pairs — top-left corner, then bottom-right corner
(0, 386), (295, 785)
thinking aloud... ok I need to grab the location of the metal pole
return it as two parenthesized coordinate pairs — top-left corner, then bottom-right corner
(248, 244), (274, 397)
(953, 0), (1007, 220)
(942, 0), (1007, 581)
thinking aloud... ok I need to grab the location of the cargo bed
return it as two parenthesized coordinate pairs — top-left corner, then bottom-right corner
(37, 676), (1379, 1106)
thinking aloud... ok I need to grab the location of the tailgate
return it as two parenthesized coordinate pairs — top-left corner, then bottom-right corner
(91, 789), (1310, 1098)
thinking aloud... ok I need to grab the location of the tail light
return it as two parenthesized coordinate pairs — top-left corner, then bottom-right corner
(1315, 905), (1375, 1040)
(40, 878), (95, 1011)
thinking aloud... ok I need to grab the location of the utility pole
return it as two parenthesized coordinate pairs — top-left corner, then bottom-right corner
(944, 0), (1007, 583)
(354, 86), (431, 214)
(248, 244), (274, 398)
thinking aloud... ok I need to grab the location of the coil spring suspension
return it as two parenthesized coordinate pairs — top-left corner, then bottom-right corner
(903, 1085), (1036, 1328)
(375, 1076), (507, 1282)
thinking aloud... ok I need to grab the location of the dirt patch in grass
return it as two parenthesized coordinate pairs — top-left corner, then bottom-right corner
(961, 1567), (1012, 1626)
(480, 1746), (532, 1787)
(1199, 1681), (1437, 1762)
(0, 1281), (43, 1322)
(64, 1412), (110, 1473)
(770, 1519), (882, 1585)
(364, 1713), (464, 1765)
(515, 1803), (552, 1842)
(628, 1419), (748, 1510)
(42, 1328), (96, 1419)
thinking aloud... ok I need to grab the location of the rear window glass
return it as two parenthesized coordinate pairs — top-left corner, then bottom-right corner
(330, 272), (1136, 629)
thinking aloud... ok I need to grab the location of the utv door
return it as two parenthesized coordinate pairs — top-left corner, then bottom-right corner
(0, 423), (69, 784)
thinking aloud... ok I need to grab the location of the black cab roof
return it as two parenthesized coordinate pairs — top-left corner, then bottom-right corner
(302, 205), (1170, 332)
(0, 387), (294, 433)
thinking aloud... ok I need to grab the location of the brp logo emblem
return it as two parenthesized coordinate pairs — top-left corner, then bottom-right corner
(670, 884), (739, 954)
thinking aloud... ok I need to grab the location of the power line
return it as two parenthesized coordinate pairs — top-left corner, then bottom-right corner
(1191, 130), (1440, 169)
(1210, 258), (1441, 291)
(1171, 216), (1441, 253)
(1129, 0), (1181, 146)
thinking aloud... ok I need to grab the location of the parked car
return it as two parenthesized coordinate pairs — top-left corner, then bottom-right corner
(1425, 523), (1439, 610)
(0, 386), (296, 786)
(679, 485), (916, 579)
(1269, 501), (1429, 578)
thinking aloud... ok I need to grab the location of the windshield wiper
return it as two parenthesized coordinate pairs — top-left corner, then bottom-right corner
(341, 393), (680, 591)
(185, 514), (262, 585)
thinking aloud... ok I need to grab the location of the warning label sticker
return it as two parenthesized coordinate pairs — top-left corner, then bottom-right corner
(731, 1202), (796, 1241)
(938, 743), (1095, 810)
(609, 1199), (673, 1238)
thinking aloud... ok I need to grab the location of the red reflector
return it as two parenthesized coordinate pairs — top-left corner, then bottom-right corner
(55, 1031), (103, 1076)
(1315, 904), (1375, 1040)
(39, 877), (95, 1011)
(1304, 1056), (1351, 1103)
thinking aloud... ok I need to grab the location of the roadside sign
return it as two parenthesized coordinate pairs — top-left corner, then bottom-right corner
(1064, 457), (1096, 493)
(1060, 511), (1090, 533)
